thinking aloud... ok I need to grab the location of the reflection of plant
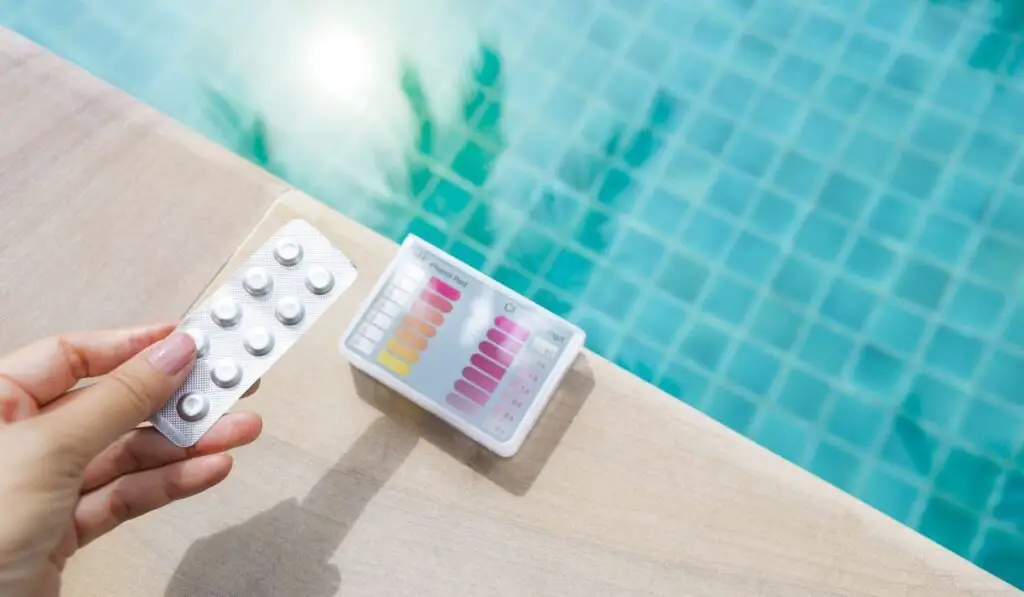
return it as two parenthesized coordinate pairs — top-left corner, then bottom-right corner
(932, 0), (1024, 74)
(201, 84), (278, 173)
(386, 42), (506, 238)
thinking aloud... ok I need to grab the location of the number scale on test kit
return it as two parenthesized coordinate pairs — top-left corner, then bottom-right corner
(152, 219), (357, 447)
(340, 235), (585, 457)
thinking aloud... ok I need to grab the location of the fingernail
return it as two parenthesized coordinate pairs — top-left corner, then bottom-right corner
(147, 332), (196, 375)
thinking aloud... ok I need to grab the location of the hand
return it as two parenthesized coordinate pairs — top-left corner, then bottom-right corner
(0, 323), (263, 597)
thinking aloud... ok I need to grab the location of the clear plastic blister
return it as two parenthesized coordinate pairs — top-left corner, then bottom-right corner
(152, 219), (357, 447)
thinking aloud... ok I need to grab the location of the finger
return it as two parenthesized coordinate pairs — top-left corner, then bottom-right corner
(0, 323), (176, 407)
(43, 376), (260, 415)
(74, 454), (233, 547)
(81, 412), (262, 492)
(40, 332), (197, 462)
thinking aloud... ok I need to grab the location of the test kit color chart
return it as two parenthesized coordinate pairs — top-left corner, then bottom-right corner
(341, 235), (585, 457)
(349, 264), (463, 377)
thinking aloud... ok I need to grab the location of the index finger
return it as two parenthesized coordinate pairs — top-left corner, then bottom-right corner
(0, 323), (177, 406)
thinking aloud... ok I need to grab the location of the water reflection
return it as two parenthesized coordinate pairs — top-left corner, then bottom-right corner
(933, 0), (1024, 73)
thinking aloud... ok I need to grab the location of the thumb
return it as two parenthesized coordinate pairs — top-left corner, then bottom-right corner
(43, 332), (196, 461)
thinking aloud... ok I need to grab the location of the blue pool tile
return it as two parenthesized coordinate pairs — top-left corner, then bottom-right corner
(868, 194), (918, 240)
(710, 71), (758, 117)
(827, 392), (885, 449)
(680, 323), (731, 371)
(919, 497), (980, 557)
(846, 236), (895, 281)
(753, 0), (801, 40)
(818, 172), (871, 221)
(750, 296), (805, 350)
(962, 131), (1017, 178)
(841, 34), (890, 78)
(610, 228), (666, 278)
(884, 53), (932, 94)
(564, 47), (610, 90)
(842, 131), (895, 179)
(910, 111), (965, 156)
(774, 151), (826, 196)
(707, 387), (757, 434)
(977, 529), (1024, 589)
(941, 173), (994, 223)
(507, 228), (557, 272)
(664, 51), (714, 96)
(708, 169), (757, 217)
(992, 194), (1024, 237)
(449, 241), (486, 271)
(749, 89), (800, 137)
(946, 282), (1005, 332)
(982, 87), (1024, 136)
(864, 0), (910, 34)
(635, 293), (686, 347)
(894, 259), (949, 309)
(890, 151), (942, 201)
(800, 324), (854, 376)
(869, 304), (925, 355)
(960, 398), (1021, 458)
(793, 13), (845, 58)
(981, 349), (1024, 407)
(727, 132), (777, 178)
(970, 236), (1023, 290)
(658, 361), (709, 406)
(727, 343), (780, 395)
(861, 91), (914, 137)
(1005, 307), (1024, 349)
(659, 253), (710, 303)
(604, 67), (656, 121)
(406, 217), (448, 248)
(935, 448), (999, 510)
(588, 270), (640, 320)
(692, 15), (734, 53)
(614, 336), (662, 382)
(650, 0), (699, 36)
(993, 472), (1024, 529)
(726, 232), (779, 282)
(863, 468), (919, 523)
(926, 326), (983, 380)
(597, 168), (640, 213)
(703, 276), (756, 325)
(688, 112), (735, 156)
(905, 374), (965, 431)
(933, 68), (989, 114)
(778, 368), (830, 422)
(809, 441), (862, 492)
(532, 288), (573, 318)
(663, 147), (717, 194)
(625, 31), (672, 74)
(493, 264), (531, 294)
(750, 191), (797, 237)
(640, 188), (689, 236)
(588, 12), (629, 52)
(916, 214), (970, 264)
(820, 74), (869, 116)
(544, 248), (595, 296)
(796, 111), (846, 162)
(821, 279), (876, 331)
(883, 415), (941, 476)
(794, 212), (848, 261)
(538, 87), (587, 133)
(530, 190), (582, 229)
(756, 410), (810, 463)
(575, 210), (618, 254)
(772, 256), (824, 304)
(774, 54), (824, 94)
(852, 345), (904, 395)
(683, 209), (734, 259)
(733, 34), (777, 72)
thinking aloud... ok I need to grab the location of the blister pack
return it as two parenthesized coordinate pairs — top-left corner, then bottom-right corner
(339, 235), (585, 457)
(153, 219), (357, 447)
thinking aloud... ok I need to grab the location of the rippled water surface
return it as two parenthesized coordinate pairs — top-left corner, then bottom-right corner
(4, 0), (1024, 586)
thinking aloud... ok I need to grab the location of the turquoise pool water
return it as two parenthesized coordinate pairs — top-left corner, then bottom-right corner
(4, 0), (1024, 585)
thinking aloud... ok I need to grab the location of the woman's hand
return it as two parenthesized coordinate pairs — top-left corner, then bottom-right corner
(0, 323), (263, 597)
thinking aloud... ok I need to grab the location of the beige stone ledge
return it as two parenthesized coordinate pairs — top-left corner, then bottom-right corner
(0, 28), (1015, 597)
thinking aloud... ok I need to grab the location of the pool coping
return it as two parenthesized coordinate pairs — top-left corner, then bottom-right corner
(1, 28), (1015, 596)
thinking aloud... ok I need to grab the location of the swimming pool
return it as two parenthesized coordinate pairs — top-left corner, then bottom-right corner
(4, 0), (1024, 586)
